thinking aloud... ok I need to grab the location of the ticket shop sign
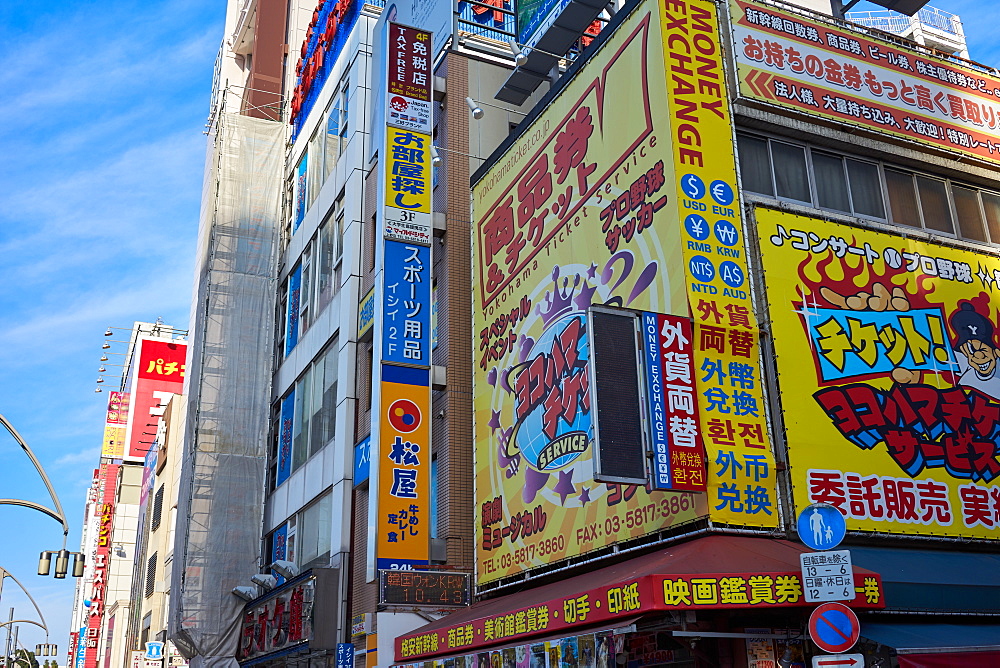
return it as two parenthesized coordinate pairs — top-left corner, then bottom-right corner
(657, 571), (883, 611)
(730, 0), (1000, 166)
(758, 207), (1000, 539)
(376, 364), (431, 570)
(472, 1), (706, 585)
(395, 570), (884, 661)
(663, 0), (777, 526)
(397, 578), (656, 661)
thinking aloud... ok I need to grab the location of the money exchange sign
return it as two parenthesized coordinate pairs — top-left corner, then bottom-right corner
(759, 207), (1000, 539)
(473, 3), (711, 584)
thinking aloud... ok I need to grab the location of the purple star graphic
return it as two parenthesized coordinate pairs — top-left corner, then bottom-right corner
(553, 469), (576, 505)
(523, 468), (549, 503)
(487, 410), (501, 431)
(586, 263), (597, 279)
(578, 487), (591, 505)
(573, 281), (597, 311)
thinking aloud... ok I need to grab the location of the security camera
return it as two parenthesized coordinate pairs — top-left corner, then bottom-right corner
(231, 586), (257, 602)
(269, 560), (300, 579)
(250, 573), (277, 591)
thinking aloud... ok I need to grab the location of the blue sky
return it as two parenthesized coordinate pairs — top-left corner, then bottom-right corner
(0, 0), (223, 658)
(0, 0), (998, 663)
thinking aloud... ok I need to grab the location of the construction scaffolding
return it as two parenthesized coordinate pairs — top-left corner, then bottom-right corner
(169, 112), (284, 668)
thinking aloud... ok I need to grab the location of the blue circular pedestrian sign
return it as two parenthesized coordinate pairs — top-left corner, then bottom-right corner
(797, 503), (846, 551)
(808, 602), (860, 654)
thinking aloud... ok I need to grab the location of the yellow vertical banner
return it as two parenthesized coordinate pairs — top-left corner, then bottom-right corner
(660, 0), (777, 526)
(376, 365), (431, 568)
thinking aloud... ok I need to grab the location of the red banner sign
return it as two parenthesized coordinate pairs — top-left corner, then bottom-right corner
(395, 570), (884, 661)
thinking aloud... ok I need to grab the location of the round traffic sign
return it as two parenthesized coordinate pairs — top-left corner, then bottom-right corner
(808, 602), (860, 654)
(797, 503), (846, 550)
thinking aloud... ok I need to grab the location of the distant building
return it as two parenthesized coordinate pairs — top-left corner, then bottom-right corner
(68, 322), (187, 668)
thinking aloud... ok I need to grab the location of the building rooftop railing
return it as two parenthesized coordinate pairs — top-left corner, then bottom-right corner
(846, 5), (962, 37)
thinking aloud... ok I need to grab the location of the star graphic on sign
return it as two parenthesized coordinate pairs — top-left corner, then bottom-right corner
(578, 487), (591, 506)
(586, 263), (597, 280)
(488, 410), (502, 431)
(574, 281), (597, 311)
(554, 468), (576, 505)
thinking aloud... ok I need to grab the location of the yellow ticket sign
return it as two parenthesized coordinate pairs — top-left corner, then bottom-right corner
(662, 0), (777, 527)
(472, 0), (709, 584)
(758, 207), (1000, 539)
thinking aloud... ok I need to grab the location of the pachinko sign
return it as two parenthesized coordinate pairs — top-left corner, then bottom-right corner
(472, 0), (709, 585)
(758, 207), (1000, 539)
(730, 0), (1000, 165)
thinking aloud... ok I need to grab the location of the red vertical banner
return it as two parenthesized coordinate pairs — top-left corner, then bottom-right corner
(125, 339), (186, 460)
(385, 22), (432, 134)
(657, 314), (706, 491)
(84, 462), (118, 668)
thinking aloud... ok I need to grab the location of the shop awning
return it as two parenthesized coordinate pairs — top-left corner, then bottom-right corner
(862, 622), (1000, 667)
(394, 535), (884, 663)
(849, 547), (1000, 614)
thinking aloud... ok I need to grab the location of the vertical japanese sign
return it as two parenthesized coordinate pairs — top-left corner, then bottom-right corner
(84, 461), (118, 668)
(371, 25), (435, 577)
(376, 365), (431, 569)
(757, 207), (1000, 540)
(642, 314), (704, 490)
(382, 242), (431, 365)
(286, 265), (302, 355)
(472, 3), (707, 585)
(277, 391), (294, 486)
(124, 339), (186, 461)
(384, 23), (433, 246)
(387, 23), (432, 134)
(661, 0), (777, 526)
(102, 391), (129, 458)
(729, 0), (1000, 166)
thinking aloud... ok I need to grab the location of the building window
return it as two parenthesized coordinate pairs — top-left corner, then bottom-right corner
(316, 195), (345, 313)
(737, 131), (1000, 246)
(273, 340), (340, 488)
(297, 492), (332, 569)
(145, 553), (157, 598)
(151, 485), (165, 532)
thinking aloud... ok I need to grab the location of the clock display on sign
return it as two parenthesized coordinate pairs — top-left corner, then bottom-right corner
(379, 570), (471, 607)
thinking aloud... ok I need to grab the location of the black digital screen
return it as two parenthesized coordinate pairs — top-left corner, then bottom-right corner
(379, 570), (471, 607)
(590, 309), (647, 483)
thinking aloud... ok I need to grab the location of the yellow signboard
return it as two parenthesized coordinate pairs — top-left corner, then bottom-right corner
(758, 207), (1000, 539)
(662, 0), (777, 527)
(376, 365), (431, 568)
(385, 127), (432, 214)
(472, 1), (715, 585)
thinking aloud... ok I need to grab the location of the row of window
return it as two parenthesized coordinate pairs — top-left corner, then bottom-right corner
(269, 340), (339, 489)
(278, 196), (345, 358)
(737, 133), (1000, 245)
(292, 82), (350, 233)
(267, 491), (333, 572)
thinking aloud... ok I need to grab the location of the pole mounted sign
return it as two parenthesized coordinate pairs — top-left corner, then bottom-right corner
(808, 602), (860, 654)
(811, 654), (864, 668)
(797, 503), (846, 551)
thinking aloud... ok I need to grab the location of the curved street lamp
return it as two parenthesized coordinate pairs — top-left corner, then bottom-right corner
(0, 414), (84, 578)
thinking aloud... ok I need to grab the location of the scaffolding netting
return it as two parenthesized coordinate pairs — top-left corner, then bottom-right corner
(169, 112), (283, 668)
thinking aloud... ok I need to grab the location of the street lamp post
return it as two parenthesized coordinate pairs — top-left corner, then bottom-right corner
(0, 413), (84, 578)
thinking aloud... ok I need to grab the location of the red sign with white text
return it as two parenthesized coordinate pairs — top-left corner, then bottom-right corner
(83, 462), (118, 668)
(386, 22), (432, 134)
(125, 339), (186, 460)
